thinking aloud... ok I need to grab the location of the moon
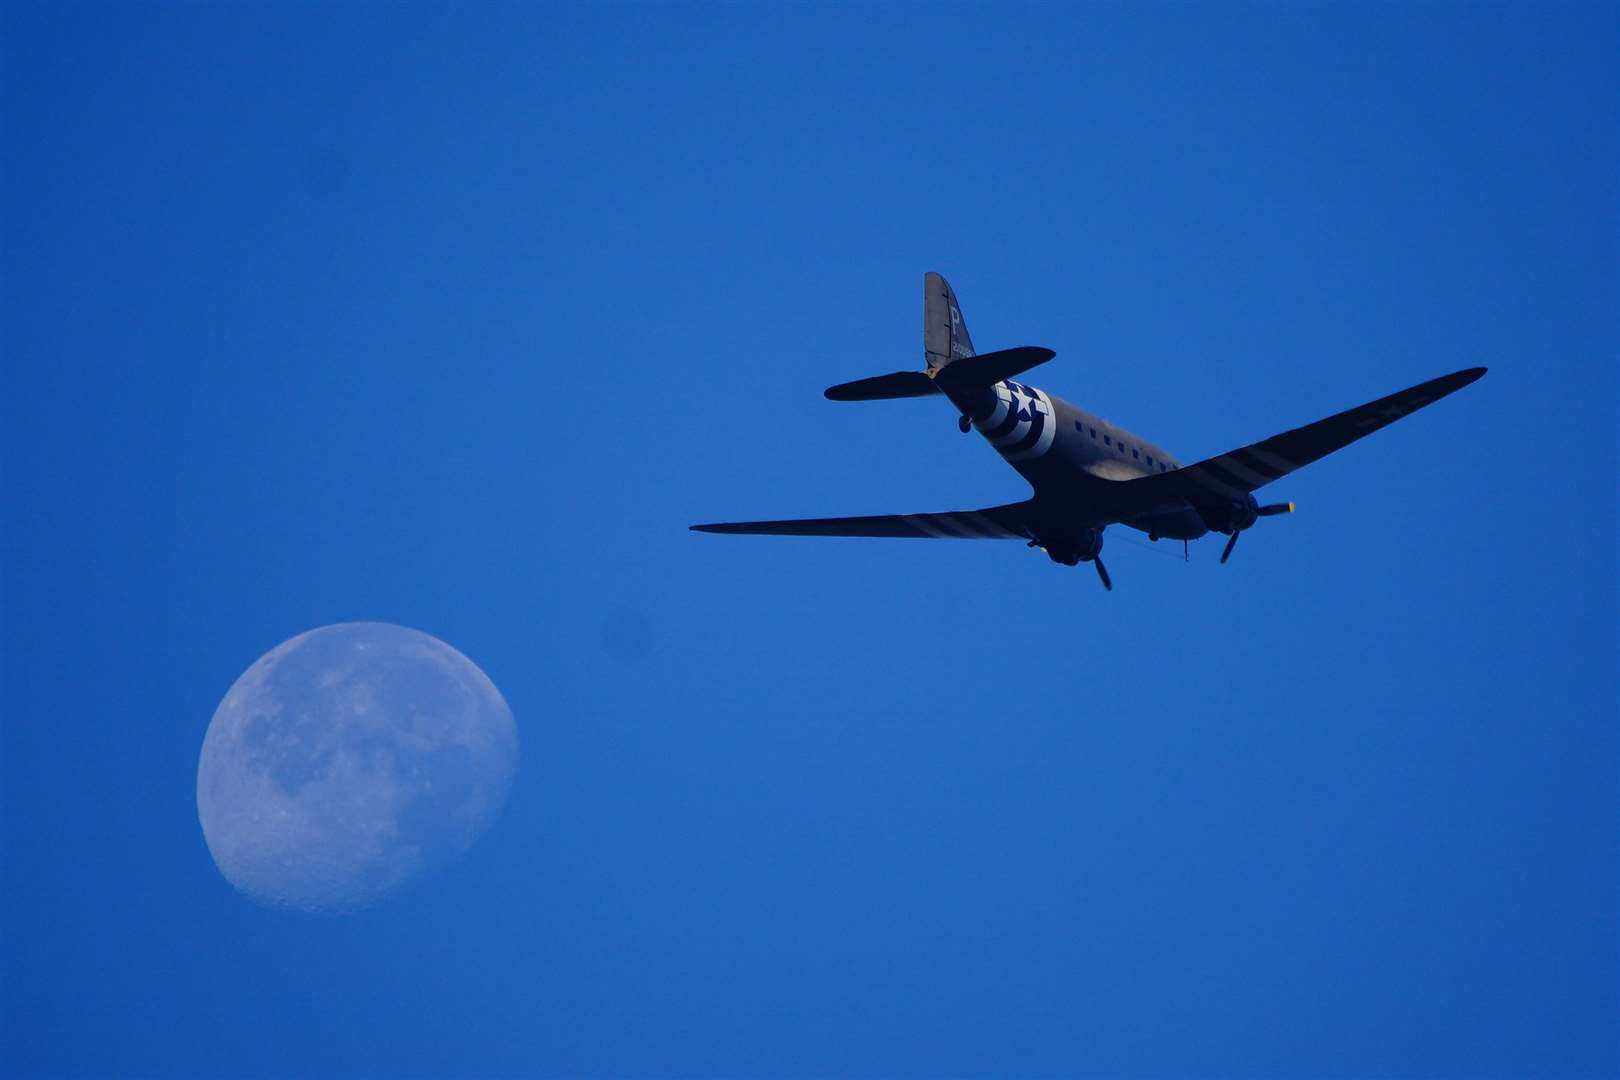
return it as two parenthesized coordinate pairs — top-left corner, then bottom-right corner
(197, 622), (519, 913)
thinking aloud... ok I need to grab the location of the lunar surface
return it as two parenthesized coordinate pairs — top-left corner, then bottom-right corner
(197, 622), (519, 913)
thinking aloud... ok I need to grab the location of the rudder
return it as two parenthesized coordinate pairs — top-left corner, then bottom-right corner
(924, 271), (976, 376)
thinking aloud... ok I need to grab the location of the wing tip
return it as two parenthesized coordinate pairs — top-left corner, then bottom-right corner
(1435, 366), (1487, 394)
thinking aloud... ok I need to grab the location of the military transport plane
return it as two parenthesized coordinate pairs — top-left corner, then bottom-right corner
(692, 272), (1485, 591)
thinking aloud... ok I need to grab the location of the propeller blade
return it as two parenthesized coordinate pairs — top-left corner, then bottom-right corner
(1220, 530), (1240, 564)
(1257, 501), (1295, 517)
(1093, 556), (1112, 592)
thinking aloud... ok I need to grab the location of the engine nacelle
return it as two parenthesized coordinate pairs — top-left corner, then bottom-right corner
(1196, 495), (1258, 535)
(1043, 527), (1103, 566)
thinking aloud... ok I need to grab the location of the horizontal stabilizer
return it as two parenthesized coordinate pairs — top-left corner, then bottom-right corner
(824, 371), (940, 401)
(935, 346), (1056, 389)
(824, 347), (1056, 402)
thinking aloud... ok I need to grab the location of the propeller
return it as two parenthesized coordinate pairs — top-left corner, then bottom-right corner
(1093, 556), (1112, 592)
(1219, 501), (1294, 564)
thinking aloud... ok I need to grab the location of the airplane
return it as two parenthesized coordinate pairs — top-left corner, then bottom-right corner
(692, 272), (1485, 591)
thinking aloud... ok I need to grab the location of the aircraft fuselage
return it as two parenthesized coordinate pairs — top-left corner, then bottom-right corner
(949, 377), (1210, 541)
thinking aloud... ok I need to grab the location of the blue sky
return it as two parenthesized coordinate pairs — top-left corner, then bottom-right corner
(3, 3), (1615, 1077)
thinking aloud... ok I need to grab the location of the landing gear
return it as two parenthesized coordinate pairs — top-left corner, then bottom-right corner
(958, 415), (972, 433)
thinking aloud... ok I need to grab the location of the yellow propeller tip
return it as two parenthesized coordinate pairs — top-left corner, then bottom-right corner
(1288, 502), (1296, 513)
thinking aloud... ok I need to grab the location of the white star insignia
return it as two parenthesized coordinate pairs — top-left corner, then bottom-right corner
(1010, 384), (1031, 416)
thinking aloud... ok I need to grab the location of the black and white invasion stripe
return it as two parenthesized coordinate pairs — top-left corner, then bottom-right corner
(1182, 444), (1298, 498)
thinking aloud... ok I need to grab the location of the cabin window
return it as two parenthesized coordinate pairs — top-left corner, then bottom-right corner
(1146, 456), (1154, 465)
(1159, 463), (1168, 472)
(1103, 435), (1111, 446)
(1132, 448), (1139, 459)
(1089, 427), (1097, 438)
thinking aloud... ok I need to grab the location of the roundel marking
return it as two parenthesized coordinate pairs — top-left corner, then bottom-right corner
(1003, 384), (1057, 461)
(974, 381), (1058, 464)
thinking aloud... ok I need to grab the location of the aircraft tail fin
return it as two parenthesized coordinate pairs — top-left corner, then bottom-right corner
(823, 272), (1052, 402)
(924, 271), (976, 376)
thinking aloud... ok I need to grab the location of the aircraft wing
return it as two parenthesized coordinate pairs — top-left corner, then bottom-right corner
(691, 500), (1037, 540)
(1162, 367), (1486, 502)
